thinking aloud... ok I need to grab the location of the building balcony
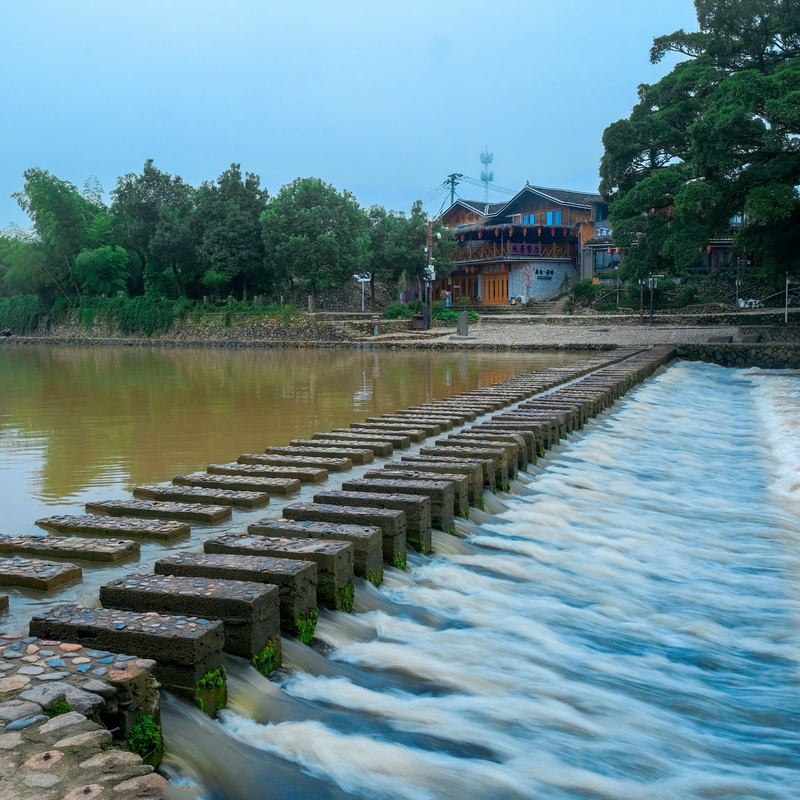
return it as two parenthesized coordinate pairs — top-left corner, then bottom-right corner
(450, 241), (574, 264)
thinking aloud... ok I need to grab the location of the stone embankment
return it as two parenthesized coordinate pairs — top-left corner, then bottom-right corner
(676, 343), (800, 368)
(0, 345), (677, 796)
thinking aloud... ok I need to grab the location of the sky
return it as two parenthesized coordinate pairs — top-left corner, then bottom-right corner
(1, 0), (699, 230)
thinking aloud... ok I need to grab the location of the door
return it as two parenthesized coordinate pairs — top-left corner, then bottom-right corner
(481, 272), (509, 305)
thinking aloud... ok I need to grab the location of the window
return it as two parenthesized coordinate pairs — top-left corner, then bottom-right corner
(546, 211), (553, 226)
(554, 210), (562, 225)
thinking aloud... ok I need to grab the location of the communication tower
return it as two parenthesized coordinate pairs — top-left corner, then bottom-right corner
(480, 148), (494, 201)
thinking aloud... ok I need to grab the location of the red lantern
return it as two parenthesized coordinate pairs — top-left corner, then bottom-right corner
(706, 245), (712, 253)
(551, 228), (555, 236)
(607, 247), (613, 255)
(523, 227), (527, 236)
(478, 230), (483, 239)
(537, 227), (542, 236)
(494, 227), (500, 236)
(616, 248), (621, 254)
(509, 227), (514, 236)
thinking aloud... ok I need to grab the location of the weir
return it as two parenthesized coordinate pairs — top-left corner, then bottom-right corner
(0, 346), (687, 797)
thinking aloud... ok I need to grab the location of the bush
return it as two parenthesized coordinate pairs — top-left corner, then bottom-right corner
(383, 301), (422, 319)
(0, 295), (46, 333)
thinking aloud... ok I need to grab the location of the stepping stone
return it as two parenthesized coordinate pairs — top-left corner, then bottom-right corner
(155, 553), (318, 643)
(341, 478), (455, 535)
(468, 427), (535, 465)
(28, 605), (226, 713)
(0, 596), (7, 613)
(294, 438), (393, 458)
(347, 424), (428, 442)
(476, 421), (545, 457)
(444, 434), (524, 473)
(0, 536), (139, 563)
(283, 502), (407, 570)
(401, 455), (490, 500)
(313, 490), (432, 555)
(364, 468), (470, 519)
(247, 519), (384, 586)
(396, 408), (470, 425)
(328, 429), (412, 448)
(99, 574), (281, 674)
(369, 416), (447, 434)
(239, 453), (353, 472)
(421, 444), (509, 489)
(414, 405), (478, 422)
(208, 462), (328, 483)
(85, 499), (231, 524)
(205, 535), (355, 612)
(0, 557), (82, 591)
(36, 514), (191, 541)
(266, 446), (373, 465)
(173, 472), (301, 495)
(133, 485), (269, 509)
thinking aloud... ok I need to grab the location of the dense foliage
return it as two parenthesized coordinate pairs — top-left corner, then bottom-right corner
(1, 163), (443, 325)
(600, 0), (800, 284)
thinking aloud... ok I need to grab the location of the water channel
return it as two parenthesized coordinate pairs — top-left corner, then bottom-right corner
(1, 347), (798, 798)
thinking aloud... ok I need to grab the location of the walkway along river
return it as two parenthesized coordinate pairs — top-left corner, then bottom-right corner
(155, 359), (800, 799)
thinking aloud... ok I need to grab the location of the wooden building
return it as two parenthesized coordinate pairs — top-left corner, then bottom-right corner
(436, 184), (607, 305)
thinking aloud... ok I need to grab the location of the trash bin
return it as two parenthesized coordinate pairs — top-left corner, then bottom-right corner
(411, 313), (426, 330)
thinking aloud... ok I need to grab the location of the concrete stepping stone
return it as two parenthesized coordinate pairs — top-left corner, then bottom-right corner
(292, 437), (394, 457)
(470, 426), (536, 464)
(446, 433), (526, 471)
(208, 462), (328, 483)
(365, 468), (470, 519)
(99, 574), (281, 675)
(85, 499), (231, 524)
(401, 408), (471, 425)
(0, 557), (82, 591)
(347, 424), (428, 443)
(36, 514), (191, 541)
(29, 605), (226, 713)
(0, 536), (139, 563)
(341, 478), (455, 535)
(173, 472), (301, 495)
(266, 445), (374, 465)
(422, 444), (510, 489)
(400, 455), (489, 502)
(247, 519), (384, 586)
(133, 484), (269, 509)
(282, 502), (407, 570)
(0, 596), (7, 613)
(472, 423), (539, 462)
(369, 415), (448, 433)
(240, 453), (353, 471)
(326, 429), (411, 449)
(155, 553), (318, 644)
(205, 535), (355, 613)
(313, 490), (432, 555)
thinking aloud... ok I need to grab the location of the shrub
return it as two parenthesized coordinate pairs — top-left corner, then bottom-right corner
(0, 295), (46, 333)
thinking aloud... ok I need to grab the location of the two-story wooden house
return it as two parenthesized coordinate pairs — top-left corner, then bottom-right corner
(436, 184), (607, 304)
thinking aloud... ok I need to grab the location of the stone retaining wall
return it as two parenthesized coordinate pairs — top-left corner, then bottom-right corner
(676, 343), (800, 368)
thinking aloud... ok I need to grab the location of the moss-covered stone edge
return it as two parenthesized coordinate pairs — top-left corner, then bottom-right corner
(294, 608), (318, 645)
(127, 713), (164, 765)
(250, 637), (281, 676)
(193, 664), (227, 714)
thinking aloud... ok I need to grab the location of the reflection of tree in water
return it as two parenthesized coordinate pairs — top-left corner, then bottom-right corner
(0, 347), (581, 499)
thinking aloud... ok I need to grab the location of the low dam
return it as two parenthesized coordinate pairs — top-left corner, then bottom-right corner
(0, 344), (797, 798)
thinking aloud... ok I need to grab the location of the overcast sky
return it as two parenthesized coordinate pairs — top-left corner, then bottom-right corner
(2, 0), (699, 230)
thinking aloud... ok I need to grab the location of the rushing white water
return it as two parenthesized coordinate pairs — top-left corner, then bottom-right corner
(162, 361), (800, 800)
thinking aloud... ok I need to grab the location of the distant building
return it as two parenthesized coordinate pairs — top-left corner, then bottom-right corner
(436, 184), (608, 305)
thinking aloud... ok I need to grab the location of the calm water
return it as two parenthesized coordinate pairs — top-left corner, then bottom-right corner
(157, 361), (800, 800)
(0, 343), (581, 630)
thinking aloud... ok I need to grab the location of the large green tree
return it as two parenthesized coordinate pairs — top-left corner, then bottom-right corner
(600, 0), (800, 283)
(261, 177), (369, 311)
(194, 164), (269, 300)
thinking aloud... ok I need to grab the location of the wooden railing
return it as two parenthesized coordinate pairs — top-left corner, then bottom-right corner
(451, 242), (573, 262)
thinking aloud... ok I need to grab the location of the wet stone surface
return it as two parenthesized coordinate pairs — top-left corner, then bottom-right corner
(154, 553), (317, 638)
(173, 472), (301, 495)
(302, 434), (396, 456)
(283, 502), (407, 568)
(370, 468), (470, 518)
(35, 514), (191, 541)
(402, 454), (492, 495)
(0, 536), (140, 563)
(239, 453), (353, 472)
(207, 462), (328, 483)
(84, 499), (231, 524)
(133, 484), (270, 509)
(346, 424), (428, 442)
(247, 519), (384, 585)
(0, 558), (82, 591)
(100, 574), (280, 662)
(275, 444), (376, 464)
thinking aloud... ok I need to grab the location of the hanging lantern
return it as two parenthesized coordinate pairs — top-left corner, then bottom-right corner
(607, 247), (613, 255)
(537, 227), (542, 236)
(478, 230), (483, 238)
(523, 227), (527, 236)
(706, 245), (712, 253)
(551, 228), (556, 236)
(494, 227), (500, 236)
(616, 247), (621, 254)
(459, 234), (465, 241)
(508, 227), (514, 236)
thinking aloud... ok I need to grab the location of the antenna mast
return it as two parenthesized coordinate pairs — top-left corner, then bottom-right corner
(480, 147), (494, 201)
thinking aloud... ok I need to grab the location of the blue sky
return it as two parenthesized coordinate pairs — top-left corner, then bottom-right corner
(2, 0), (698, 229)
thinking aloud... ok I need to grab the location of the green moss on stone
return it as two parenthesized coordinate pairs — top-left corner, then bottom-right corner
(459, 509), (470, 519)
(338, 581), (355, 613)
(294, 608), (318, 645)
(250, 640), (280, 676)
(45, 700), (72, 718)
(474, 497), (485, 511)
(392, 551), (407, 570)
(193, 665), (227, 714)
(446, 523), (457, 536)
(127, 713), (164, 765)
(366, 567), (384, 587)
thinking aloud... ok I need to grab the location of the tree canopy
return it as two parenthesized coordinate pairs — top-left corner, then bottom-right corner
(600, 0), (800, 282)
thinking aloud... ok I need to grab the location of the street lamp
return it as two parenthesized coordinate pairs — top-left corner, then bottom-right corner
(353, 275), (370, 312)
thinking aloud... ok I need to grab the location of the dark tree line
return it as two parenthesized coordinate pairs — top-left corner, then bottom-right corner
(1, 163), (454, 309)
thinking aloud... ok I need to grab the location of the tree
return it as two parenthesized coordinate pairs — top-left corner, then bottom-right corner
(111, 160), (198, 297)
(261, 177), (369, 311)
(600, 0), (800, 284)
(194, 164), (269, 300)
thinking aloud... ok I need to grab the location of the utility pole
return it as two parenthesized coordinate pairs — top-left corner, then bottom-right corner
(425, 221), (434, 330)
(638, 279), (645, 325)
(445, 173), (463, 206)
